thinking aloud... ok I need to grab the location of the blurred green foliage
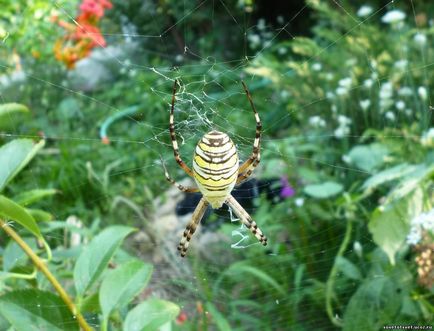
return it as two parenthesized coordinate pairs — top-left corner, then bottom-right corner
(0, 0), (433, 330)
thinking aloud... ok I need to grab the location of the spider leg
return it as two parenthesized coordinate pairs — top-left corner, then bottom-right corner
(178, 198), (209, 257)
(170, 79), (194, 177)
(226, 195), (267, 246)
(237, 81), (262, 180)
(160, 156), (199, 193)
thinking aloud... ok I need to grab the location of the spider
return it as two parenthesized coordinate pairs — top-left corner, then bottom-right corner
(162, 80), (268, 257)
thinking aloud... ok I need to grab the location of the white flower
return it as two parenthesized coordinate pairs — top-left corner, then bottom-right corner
(394, 59), (408, 70)
(175, 54), (184, 62)
(248, 34), (261, 48)
(336, 87), (349, 96)
(418, 86), (428, 101)
(337, 115), (352, 126)
(379, 81), (393, 99)
(309, 116), (326, 128)
(295, 198), (304, 207)
(339, 77), (352, 88)
(357, 5), (373, 17)
(326, 91), (335, 99)
(353, 241), (363, 257)
(371, 72), (378, 80)
(395, 100), (405, 110)
(405, 109), (412, 116)
(421, 128), (434, 147)
(413, 33), (427, 46)
(359, 99), (371, 110)
(406, 226), (422, 245)
(381, 10), (406, 24)
(342, 155), (352, 164)
(325, 73), (334, 81)
(334, 126), (350, 139)
(364, 78), (374, 88)
(398, 86), (413, 96)
(331, 104), (337, 113)
(312, 63), (322, 71)
(385, 111), (396, 121)
(257, 18), (266, 31)
(278, 47), (287, 55)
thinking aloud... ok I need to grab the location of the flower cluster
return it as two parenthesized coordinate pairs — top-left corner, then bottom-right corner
(406, 208), (434, 245)
(53, 0), (112, 69)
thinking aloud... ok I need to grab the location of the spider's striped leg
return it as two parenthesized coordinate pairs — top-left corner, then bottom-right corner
(178, 198), (209, 257)
(225, 195), (267, 246)
(160, 156), (199, 193)
(169, 79), (194, 177)
(237, 81), (262, 181)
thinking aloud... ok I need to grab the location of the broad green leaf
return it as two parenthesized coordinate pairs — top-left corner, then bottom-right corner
(343, 277), (403, 331)
(362, 164), (418, 192)
(13, 189), (57, 206)
(100, 260), (153, 320)
(205, 302), (232, 331)
(0, 195), (42, 238)
(3, 238), (36, 271)
(304, 181), (343, 199)
(0, 139), (45, 192)
(74, 226), (135, 296)
(368, 189), (423, 265)
(347, 143), (388, 172)
(335, 257), (362, 280)
(0, 289), (79, 331)
(123, 299), (180, 331)
(226, 264), (286, 295)
(0, 103), (30, 131)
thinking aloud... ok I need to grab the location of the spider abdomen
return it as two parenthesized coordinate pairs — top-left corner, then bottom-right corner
(193, 131), (239, 208)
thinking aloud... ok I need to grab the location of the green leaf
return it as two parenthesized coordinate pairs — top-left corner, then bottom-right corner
(346, 143), (388, 172)
(0, 103), (30, 131)
(205, 302), (232, 331)
(0, 139), (45, 192)
(0, 195), (42, 238)
(343, 277), (403, 331)
(362, 164), (418, 192)
(335, 257), (362, 280)
(368, 189), (423, 265)
(13, 189), (57, 206)
(74, 225), (135, 296)
(26, 208), (53, 222)
(304, 181), (343, 199)
(123, 299), (180, 331)
(0, 289), (79, 331)
(100, 260), (153, 320)
(226, 264), (286, 295)
(3, 238), (36, 271)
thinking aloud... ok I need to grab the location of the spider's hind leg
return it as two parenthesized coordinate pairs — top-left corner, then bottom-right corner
(178, 198), (209, 257)
(225, 195), (267, 246)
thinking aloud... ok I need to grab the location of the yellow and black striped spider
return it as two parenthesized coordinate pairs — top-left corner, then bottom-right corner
(162, 80), (268, 257)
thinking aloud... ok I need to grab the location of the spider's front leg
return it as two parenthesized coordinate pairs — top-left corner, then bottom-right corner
(160, 156), (199, 193)
(178, 198), (209, 257)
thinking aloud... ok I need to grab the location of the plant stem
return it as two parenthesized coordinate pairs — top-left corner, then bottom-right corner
(0, 219), (93, 331)
(325, 219), (353, 328)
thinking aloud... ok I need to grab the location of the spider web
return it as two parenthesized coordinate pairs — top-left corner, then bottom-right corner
(0, 0), (432, 330)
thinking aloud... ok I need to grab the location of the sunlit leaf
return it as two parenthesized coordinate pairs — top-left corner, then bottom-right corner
(304, 181), (343, 199)
(0, 139), (45, 192)
(74, 226), (135, 296)
(13, 189), (57, 206)
(0, 289), (79, 331)
(100, 260), (153, 320)
(347, 143), (388, 172)
(0, 103), (30, 131)
(0, 195), (42, 238)
(123, 299), (179, 331)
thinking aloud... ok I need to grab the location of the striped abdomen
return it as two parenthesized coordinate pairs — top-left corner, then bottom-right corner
(193, 131), (239, 208)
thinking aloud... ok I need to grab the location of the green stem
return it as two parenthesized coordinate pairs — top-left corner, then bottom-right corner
(0, 268), (37, 280)
(325, 219), (353, 328)
(0, 219), (93, 331)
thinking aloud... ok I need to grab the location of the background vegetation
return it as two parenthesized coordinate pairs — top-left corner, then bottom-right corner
(0, 0), (433, 330)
